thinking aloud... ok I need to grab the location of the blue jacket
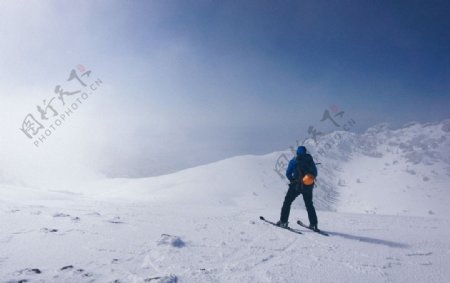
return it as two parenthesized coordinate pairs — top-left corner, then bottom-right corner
(286, 153), (318, 183)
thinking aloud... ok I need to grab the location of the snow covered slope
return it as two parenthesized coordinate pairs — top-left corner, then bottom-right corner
(314, 120), (450, 217)
(1, 120), (450, 282)
(80, 119), (450, 217)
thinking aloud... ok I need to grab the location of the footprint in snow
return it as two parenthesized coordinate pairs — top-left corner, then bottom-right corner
(111, 258), (120, 264)
(41, 228), (58, 233)
(144, 274), (178, 282)
(158, 234), (186, 248)
(53, 213), (81, 222)
(108, 216), (124, 224)
(53, 212), (70, 218)
(15, 268), (41, 275)
(7, 268), (42, 282)
(59, 266), (94, 277)
(60, 265), (74, 271)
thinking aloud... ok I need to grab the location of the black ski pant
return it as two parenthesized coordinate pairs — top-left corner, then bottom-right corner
(280, 183), (317, 225)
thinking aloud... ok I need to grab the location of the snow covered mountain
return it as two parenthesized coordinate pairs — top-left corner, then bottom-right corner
(80, 119), (450, 217)
(1, 120), (449, 282)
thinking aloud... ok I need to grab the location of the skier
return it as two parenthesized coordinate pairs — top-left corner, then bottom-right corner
(277, 146), (319, 231)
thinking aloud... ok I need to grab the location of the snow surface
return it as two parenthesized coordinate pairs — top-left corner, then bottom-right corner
(1, 120), (450, 282)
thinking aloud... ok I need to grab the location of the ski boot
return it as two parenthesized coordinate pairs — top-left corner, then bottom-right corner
(309, 224), (319, 232)
(276, 220), (288, 228)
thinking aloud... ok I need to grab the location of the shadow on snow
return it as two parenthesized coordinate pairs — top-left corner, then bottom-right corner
(327, 231), (409, 248)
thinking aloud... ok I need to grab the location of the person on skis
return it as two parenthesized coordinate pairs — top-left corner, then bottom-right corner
(277, 146), (319, 231)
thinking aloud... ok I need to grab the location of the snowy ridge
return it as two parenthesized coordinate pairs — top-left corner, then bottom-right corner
(314, 119), (450, 216)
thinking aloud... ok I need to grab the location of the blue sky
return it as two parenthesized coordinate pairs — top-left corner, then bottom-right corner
(1, 0), (449, 178)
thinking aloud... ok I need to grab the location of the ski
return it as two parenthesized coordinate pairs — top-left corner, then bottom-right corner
(296, 220), (329, 236)
(259, 216), (303, 234)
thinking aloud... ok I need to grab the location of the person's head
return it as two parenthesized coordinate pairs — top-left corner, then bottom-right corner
(296, 146), (307, 156)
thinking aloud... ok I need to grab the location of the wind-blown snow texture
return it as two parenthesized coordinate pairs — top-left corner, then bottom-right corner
(1, 120), (450, 282)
